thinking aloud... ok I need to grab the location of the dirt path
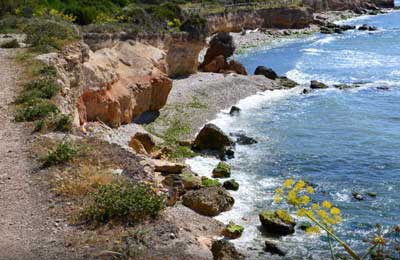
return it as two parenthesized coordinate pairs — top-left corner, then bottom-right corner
(0, 49), (80, 260)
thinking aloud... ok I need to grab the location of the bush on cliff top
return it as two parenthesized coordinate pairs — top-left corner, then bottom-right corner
(80, 182), (166, 225)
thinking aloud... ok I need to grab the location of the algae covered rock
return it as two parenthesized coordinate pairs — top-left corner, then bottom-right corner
(212, 161), (231, 178)
(223, 221), (244, 239)
(259, 209), (296, 236)
(222, 179), (239, 191)
(264, 239), (286, 256)
(182, 187), (234, 216)
(310, 80), (329, 89)
(181, 170), (202, 190)
(278, 76), (298, 88)
(201, 176), (221, 187)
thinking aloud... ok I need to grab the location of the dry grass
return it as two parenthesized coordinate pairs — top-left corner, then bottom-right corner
(53, 165), (118, 198)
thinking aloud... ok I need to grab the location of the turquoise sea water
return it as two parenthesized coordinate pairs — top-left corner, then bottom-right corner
(189, 10), (400, 259)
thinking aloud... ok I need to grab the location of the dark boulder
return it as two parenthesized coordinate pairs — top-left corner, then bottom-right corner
(254, 66), (278, 80)
(203, 32), (235, 66)
(230, 132), (258, 145)
(193, 123), (232, 151)
(211, 239), (245, 260)
(377, 86), (389, 90)
(264, 240), (287, 256)
(358, 24), (378, 31)
(223, 179), (239, 191)
(310, 80), (328, 89)
(352, 192), (364, 201)
(340, 25), (356, 31)
(259, 210), (296, 236)
(278, 76), (298, 88)
(182, 187), (234, 216)
(302, 88), (311, 94)
(229, 106), (241, 116)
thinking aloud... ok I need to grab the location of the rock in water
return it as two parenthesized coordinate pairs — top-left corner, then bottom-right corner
(278, 76), (298, 88)
(259, 210), (296, 236)
(211, 239), (245, 260)
(223, 179), (239, 191)
(310, 80), (329, 89)
(264, 240), (286, 256)
(229, 106), (241, 116)
(352, 192), (364, 201)
(193, 123), (232, 151)
(254, 66), (278, 80)
(212, 162), (232, 178)
(182, 187), (234, 216)
(223, 222), (244, 239)
(231, 132), (258, 145)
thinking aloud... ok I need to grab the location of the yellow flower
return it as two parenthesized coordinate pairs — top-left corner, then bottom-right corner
(322, 201), (332, 209)
(299, 195), (310, 205)
(287, 190), (298, 205)
(334, 215), (342, 223)
(330, 207), (340, 215)
(311, 203), (320, 210)
(294, 180), (306, 190)
(306, 186), (314, 194)
(283, 179), (294, 189)
(297, 208), (306, 217)
(306, 226), (320, 234)
(275, 188), (283, 194)
(373, 235), (385, 245)
(274, 195), (282, 203)
(318, 210), (328, 220)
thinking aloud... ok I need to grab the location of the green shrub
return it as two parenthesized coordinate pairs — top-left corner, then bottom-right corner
(15, 99), (59, 122)
(33, 114), (73, 133)
(0, 39), (19, 48)
(81, 182), (166, 225)
(16, 79), (59, 104)
(63, 6), (97, 25)
(42, 141), (77, 167)
(23, 18), (78, 52)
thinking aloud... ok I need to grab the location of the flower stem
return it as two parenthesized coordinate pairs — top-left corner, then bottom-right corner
(327, 233), (336, 260)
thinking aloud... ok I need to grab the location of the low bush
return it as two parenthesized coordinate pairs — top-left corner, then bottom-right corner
(201, 176), (221, 187)
(0, 39), (19, 48)
(23, 18), (78, 52)
(42, 141), (77, 167)
(15, 99), (59, 122)
(81, 182), (166, 225)
(15, 78), (59, 104)
(34, 114), (72, 133)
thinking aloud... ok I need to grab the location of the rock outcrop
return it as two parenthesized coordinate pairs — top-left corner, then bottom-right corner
(79, 41), (172, 127)
(182, 187), (234, 217)
(303, 0), (393, 11)
(206, 7), (313, 34)
(259, 210), (296, 236)
(254, 66), (278, 80)
(211, 239), (245, 260)
(193, 123), (233, 151)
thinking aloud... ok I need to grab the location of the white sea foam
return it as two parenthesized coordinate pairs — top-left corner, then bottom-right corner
(313, 36), (335, 45)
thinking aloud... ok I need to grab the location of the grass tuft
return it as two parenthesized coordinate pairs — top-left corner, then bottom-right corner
(42, 141), (77, 167)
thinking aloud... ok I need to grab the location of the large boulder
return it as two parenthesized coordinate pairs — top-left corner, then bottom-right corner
(227, 60), (247, 75)
(182, 187), (234, 216)
(193, 123), (232, 151)
(203, 33), (235, 66)
(222, 179), (239, 191)
(203, 55), (227, 73)
(79, 41), (172, 127)
(278, 76), (298, 88)
(310, 80), (329, 89)
(254, 66), (278, 80)
(259, 210), (296, 236)
(129, 131), (161, 154)
(222, 222), (244, 239)
(211, 239), (245, 260)
(153, 159), (185, 174)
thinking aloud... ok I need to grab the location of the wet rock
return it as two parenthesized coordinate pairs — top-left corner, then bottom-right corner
(212, 162), (231, 178)
(367, 192), (377, 197)
(278, 76), (298, 88)
(340, 25), (356, 31)
(352, 192), (364, 201)
(153, 159), (185, 174)
(377, 86), (389, 90)
(229, 106), (241, 116)
(225, 148), (235, 159)
(231, 132), (258, 145)
(223, 222), (244, 239)
(193, 123), (232, 151)
(182, 187), (234, 217)
(358, 24), (378, 31)
(259, 210), (296, 236)
(302, 88), (311, 94)
(264, 239), (286, 256)
(310, 80), (329, 89)
(320, 26), (334, 34)
(334, 84), (361, 90)
(254, 66), (278, 80)
(211, 239), (245, 260)
(223, 179), (239, 191)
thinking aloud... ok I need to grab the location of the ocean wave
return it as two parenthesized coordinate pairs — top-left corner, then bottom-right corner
(312, 36), (335, 45)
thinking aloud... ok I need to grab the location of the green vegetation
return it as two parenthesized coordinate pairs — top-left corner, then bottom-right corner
(212, 161), (231, 178)
(223, 221), (244, 239)
(34, 114), (73, 133)
(81, 182), (166, 225)
(15, 99), (58, 122)
(42, 141), (77, 167)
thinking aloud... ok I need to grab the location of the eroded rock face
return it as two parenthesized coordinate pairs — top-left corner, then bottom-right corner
(79, 41), (172, 127)
(182, 187), (234, 216)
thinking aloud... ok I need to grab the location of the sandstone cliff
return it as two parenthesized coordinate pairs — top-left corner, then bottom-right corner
(302, 0), (394, 11)
(207, 7), (313, 34)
